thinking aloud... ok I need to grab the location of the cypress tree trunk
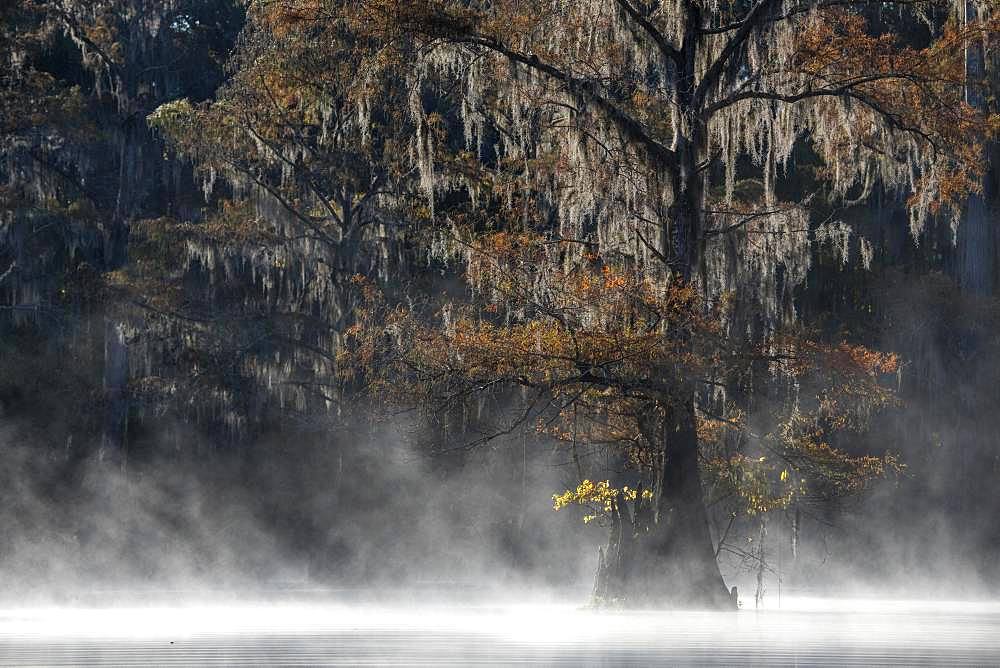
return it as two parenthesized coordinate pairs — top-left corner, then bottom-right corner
(594, 397), (735, 609)
(595, 1), (734, 610)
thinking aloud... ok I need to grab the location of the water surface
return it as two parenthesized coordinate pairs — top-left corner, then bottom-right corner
(1, 598), (998, 666)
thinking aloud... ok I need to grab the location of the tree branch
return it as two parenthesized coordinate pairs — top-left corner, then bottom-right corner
(613, 0), (683, 65)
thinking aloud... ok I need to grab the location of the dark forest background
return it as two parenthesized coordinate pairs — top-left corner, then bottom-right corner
(1, 0), (999, 601)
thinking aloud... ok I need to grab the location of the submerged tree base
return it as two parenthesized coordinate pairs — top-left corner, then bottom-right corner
(592, 543), (737, 611)
(591, 471), (737, 611)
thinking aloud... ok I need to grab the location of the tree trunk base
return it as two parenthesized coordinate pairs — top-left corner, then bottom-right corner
(591, 397), (735, 610)
(592, 502), (736, 610)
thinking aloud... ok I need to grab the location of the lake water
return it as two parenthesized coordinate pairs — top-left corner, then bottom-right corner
(1, 598), (999, 666)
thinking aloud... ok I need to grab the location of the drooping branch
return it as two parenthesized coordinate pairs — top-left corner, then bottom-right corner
(695, 0), (781, 110)
(613, 0), (683, 66)
(455, 35), (681, 173)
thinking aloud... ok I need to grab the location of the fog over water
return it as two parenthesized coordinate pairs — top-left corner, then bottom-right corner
(3, 406), (1000, 664)
(4, 364), (1000, 665)
(3, 599), (1000, 666)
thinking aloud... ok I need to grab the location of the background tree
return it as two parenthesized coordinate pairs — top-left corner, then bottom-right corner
(140, 0), (429, 426)
(1, 0), (244, 459)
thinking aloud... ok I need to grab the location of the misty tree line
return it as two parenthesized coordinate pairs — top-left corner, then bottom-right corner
(1, 0), (999, 604)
